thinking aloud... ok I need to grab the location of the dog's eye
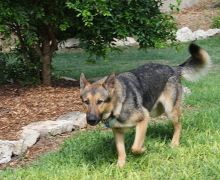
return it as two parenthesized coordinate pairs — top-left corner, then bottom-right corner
(83, 99), (90, 105)
(97, 99), (104, 105)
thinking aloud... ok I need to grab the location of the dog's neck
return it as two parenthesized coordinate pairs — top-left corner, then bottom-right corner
(110, 79), (124, 119)
(101, 79), (123, 122)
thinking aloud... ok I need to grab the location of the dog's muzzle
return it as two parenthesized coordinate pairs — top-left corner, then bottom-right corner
(86, 113), (101, 126)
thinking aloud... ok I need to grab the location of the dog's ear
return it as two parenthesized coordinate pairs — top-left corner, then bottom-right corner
(103, 73), (116, 89)
(80, 73), (89, 89)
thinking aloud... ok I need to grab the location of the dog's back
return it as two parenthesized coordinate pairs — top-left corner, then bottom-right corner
(116, 44), (211, 122)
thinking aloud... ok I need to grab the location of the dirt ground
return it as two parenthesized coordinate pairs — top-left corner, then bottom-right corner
(0, 0), (219, 170)
(174, 0), (219, 31)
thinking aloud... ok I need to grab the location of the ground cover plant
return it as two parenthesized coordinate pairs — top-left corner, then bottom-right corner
(1, 36), (220, 179)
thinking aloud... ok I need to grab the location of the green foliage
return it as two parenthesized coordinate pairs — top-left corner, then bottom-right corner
(0, 0), (176, 57)
(0, 0), (176, 84)
(0, 52), (41, 85)
(66, 0), (177, 58)
(212, 11), (220, 28)
(169, 0), (182, 12)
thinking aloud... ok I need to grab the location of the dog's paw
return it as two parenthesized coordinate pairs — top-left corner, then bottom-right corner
(117, 159), (126, 168)
(170, 141), (179, 148)
(131, 147), (146, 155)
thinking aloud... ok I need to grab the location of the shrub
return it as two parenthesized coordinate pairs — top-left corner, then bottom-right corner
(0, 52), (41, 85)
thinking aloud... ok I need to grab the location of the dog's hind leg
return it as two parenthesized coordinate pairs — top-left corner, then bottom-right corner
(131, 109), (149, 154)
(170, 85), (182, 147)
(170, 104), (182, 147)
(160, 82), (182, 147)
(112, 128), (126, 168)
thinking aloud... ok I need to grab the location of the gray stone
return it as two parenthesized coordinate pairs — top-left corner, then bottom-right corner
(56, 111), (87, 129)
(0, 140), (28, 162)
(21, 112), (86, 138)
(194, 29), (208, 40)
(112, 37), (138, 47)
(22, 120), (75, 137)
(176, 27), (220, 42)
(60, 76), (77, 82)
(20, 129), (40, 148)
(206, 29), (220, 36)
(12, 139), (25, 155)
(176, 27), (195, 42)
(0, 141), (14, 164)
(59, 38), (80, 49)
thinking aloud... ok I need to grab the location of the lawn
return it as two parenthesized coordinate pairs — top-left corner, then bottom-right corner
(53, 36), (220, 80)
(1, 36), (220, 179)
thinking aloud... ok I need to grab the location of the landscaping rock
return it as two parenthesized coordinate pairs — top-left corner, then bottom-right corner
(0, 141), (14, 164)
(20, 129), (40, 148)
(21, 112), (86, 138)
(22, 120), (74, 137)
(124, 37), (139, 46)
(176, 27), (220, 42)
(56, 111), (87, 129)
(194, 29), (208, 40)
(176, 27), (195, 42)
(206, 29), (220, 36)
(112, 37), (138, 47)
(12, 140), (25, 155)
(59, 38), (80, 49)
(60, 76), (77, 82)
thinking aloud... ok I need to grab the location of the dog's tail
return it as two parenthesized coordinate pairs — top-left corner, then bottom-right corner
(179, 43), (211, 82)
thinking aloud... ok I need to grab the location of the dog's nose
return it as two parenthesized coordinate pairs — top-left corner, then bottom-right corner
(86, 114), (100, 126)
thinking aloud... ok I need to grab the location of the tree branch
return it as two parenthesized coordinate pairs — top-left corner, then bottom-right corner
(48, 25), (58, 54)
(13, 23), (29, 61)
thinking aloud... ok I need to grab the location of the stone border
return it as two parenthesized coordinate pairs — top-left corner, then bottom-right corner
(0, 111), (86, 164)
(176, 27), (220, 42)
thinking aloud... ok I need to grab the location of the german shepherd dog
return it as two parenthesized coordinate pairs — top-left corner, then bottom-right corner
(80, 44), (211, 167)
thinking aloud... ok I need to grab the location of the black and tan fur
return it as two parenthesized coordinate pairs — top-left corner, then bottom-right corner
(80, 44), (211, 168)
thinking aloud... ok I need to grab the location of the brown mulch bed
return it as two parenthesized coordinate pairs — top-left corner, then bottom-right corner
(174, 0), (219, 31)
(0, 81), (84, 141)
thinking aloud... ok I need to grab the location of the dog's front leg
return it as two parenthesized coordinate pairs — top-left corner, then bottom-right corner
(131, 116), (148, 154)
(112, 128), (126, 168)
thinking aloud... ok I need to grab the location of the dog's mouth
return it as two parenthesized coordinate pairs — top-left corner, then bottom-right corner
(86, 112), (112, 126)
(87, 119), (100, 126)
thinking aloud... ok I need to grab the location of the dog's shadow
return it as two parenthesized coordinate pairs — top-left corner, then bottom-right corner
(58, 123), (174, 167)
(147, 122), (174, 142)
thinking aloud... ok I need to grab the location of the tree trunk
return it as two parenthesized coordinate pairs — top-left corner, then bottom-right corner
(39, 25), (58, 86)
(41, 40), (52, 86)
(42, 53), (52, 86)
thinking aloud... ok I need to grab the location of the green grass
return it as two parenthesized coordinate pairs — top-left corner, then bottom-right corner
(53, 36), (220, 80)
(1, 36), (220, 179)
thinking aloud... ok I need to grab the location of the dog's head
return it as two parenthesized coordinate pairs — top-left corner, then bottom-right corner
(80, 73), (116, 126)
